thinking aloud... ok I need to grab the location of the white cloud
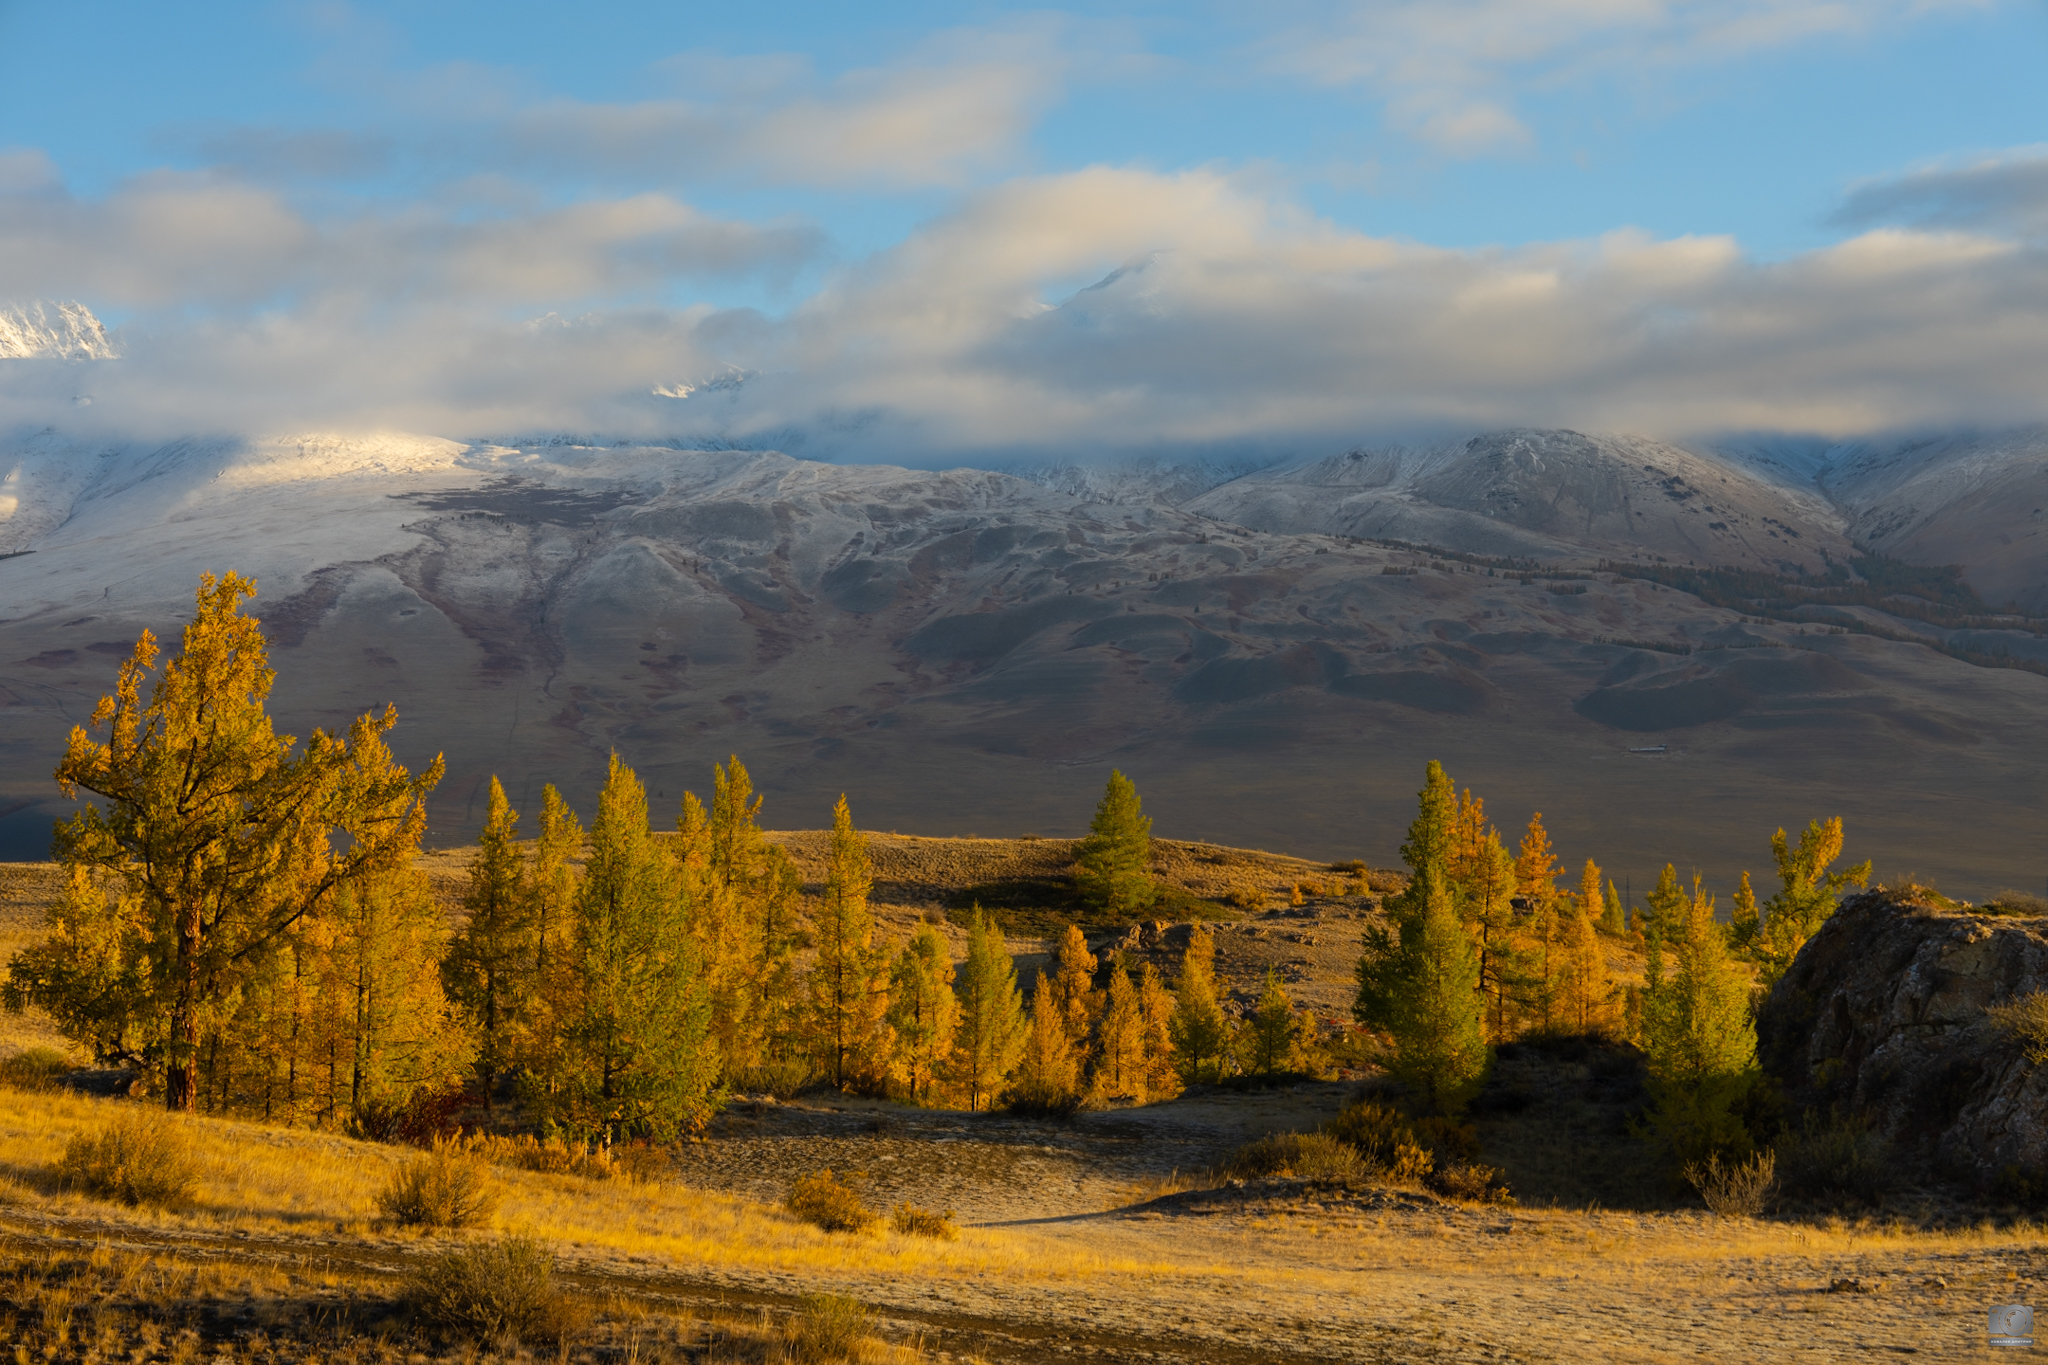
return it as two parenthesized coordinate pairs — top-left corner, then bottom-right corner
(710, 168), (2048, 453)
(1261, 0), (1995, 154)
(4, 161), (2048, 454)
(0, 173), (817, 311)
(497, 37), (1064, 190)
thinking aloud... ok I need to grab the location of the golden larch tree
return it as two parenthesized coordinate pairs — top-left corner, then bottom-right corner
(35, 572), (442, 1111)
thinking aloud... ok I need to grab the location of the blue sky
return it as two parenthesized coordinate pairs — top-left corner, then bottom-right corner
(3, 1), (2046, 456)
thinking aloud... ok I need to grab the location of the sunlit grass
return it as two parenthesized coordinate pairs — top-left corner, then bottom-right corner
(0, 1084), (1159, 1285)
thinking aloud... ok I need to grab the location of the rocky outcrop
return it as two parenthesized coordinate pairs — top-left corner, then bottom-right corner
(1758, 887), (2048, 1181)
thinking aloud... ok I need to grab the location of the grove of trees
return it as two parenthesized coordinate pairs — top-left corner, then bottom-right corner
(6, 574), (1872, 1167)
(1353, 757), (1868, 1162)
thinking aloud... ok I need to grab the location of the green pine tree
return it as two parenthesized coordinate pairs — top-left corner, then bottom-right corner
(518, 783), (583, 1102)
(1727, 871), (1760, 955)
(1386, 760), (1457, 923)
(1643, 864), (1685, 942)
(1167, 924), (1230, 1084)
(443, 776), (534, 1109)
(1641, 875), (1758, 1162)
(948, 909), (1026, 1111)
(552, 754), (721, 1139)
(1601, 880), (1627, 937)
(1752, 818), (1870, 985)
(1356, 866), (1489, 1114)
(1243, 969), (1301, 1076)
(1075, 771), (1157, 917)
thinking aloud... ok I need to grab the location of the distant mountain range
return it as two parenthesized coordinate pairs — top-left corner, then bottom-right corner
(3, 321), (2045, 895)
(1014, 427), (2048, 615)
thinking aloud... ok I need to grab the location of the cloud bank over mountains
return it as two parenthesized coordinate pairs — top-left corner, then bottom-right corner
(8, 161), (2048, 458)
(3, 4), (2046, 461)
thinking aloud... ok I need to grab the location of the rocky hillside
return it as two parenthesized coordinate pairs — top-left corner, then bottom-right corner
(1759, 886), (2048, 1184)
(3, 431), (2047, 899)
(1185, 429), (1851, 574)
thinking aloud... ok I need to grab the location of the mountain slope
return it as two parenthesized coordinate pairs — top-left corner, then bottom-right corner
(1185, 429), (1851, 572)
(1818, 428), (2048, 614)
(3, 431), (2045, 901)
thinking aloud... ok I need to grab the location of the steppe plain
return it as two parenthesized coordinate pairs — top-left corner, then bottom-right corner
(0, 847), (2041, 1363)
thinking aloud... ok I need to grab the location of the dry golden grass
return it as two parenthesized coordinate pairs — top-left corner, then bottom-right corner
(0, 863), (79, 1063)
(0, 1085), (1156, 1287)
(0, 1236), (955, 1364)
(761, 831), (1359, 918)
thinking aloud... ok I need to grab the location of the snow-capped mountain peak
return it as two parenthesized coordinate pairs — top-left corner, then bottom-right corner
(0, 301), (120, 360)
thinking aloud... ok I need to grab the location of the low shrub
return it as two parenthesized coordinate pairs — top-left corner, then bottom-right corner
(788, 1293), (873, 1362)
(1225, 888), (1262, 912)
(461, 1131), (666, 1183)
(1991, 1163), (2048, 1207)
(408, 1235), (583, 1345)
(346, 1086), (469, 1146)
(732, 1059), (814, 1099)
(1006, 1082), (1082, 1119)
(376, 1138), (500, 1228)
(1987, 990), (2048, 1063)
(1774, 1109), (1894, 1208)
(1683, 1150), (1776, 1217)
(1224, 1131), (1363, 1181)
(785, 1170), (877, 1233)
(1410, 1116), (1480, 1162)
(889, 1202), (958, 1240)
(55, 1115), (198, 1208)
(1321, 1101), (1440, 1184)
(1426, 1162), (1516, 1206)
(1983, 891), (2048, 918)
(0, 1047), (71, 1092)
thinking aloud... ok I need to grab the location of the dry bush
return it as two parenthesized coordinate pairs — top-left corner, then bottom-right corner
(732, 1059), (815, 1099)
(1775, 1110), (1894, 1208)
(1321, 1101), (1434, 1183)
(1426, 1162), (1516, 1205)
(889, 1203), (958, 1240)
(376, 1137), (501, 1228)
(0, 1046), (71, 1093)
(1683, 1150), (1776, 1217)
(1983, 891), (2048, 918)
(346, 1086), (469, 1146)
(785, 1170), (878, 1233)
(787, 1293), (873, 1362)
(408, 1235), (585, 1345)
(1225, 888), (1262, 912)
(55, 1113), (198, 1208)
(1224, 1131), (1363, 1181)
(1988, 990), (2048, 1062)
(463, 1131), (666, 1183)
(1006, 1082), (1082, 1119)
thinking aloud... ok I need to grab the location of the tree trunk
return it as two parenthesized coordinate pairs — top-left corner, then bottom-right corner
(165, 902), (202, 1111)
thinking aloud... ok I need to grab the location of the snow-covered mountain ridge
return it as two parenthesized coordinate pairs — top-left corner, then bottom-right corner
(0, 302), (119, 361)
